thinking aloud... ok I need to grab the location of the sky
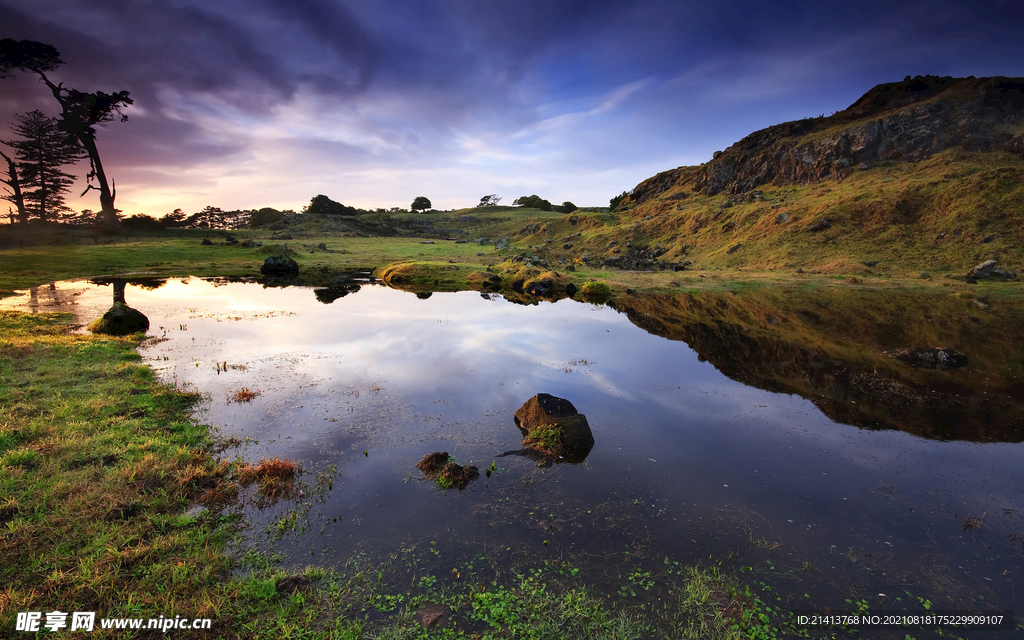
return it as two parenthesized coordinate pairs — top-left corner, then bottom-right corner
(2, 0), (1024, 217)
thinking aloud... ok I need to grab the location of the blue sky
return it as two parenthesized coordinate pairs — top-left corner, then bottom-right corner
(2, 0), (1024, 215)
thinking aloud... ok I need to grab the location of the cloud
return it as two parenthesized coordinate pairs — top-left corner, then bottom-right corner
(2, 0), (1023, 214)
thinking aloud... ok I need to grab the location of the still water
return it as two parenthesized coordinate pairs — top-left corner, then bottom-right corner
(6, 277), (1024, 617)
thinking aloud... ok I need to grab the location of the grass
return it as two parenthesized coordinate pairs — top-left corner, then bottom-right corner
(0, 310), (235, 632)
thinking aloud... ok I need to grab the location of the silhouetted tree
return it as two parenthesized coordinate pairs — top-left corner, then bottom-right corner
(0, 148), (28, 224)
(411, 196), (432, 212)
(159, 208), (187, 227)
(1, 39), (132, 228)
(3, 110), (86, 222)
(478, 194), (501, 207)
(560, 201), (577, 213)
(306, 194), (357, 216)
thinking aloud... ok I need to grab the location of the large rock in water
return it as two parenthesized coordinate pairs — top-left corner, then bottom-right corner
(513, 393), (594, 463)
(261, 254), (299, 276)
(87, 303), (150, 336)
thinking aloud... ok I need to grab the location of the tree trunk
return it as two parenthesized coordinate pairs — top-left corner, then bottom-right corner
(0, 149), (30, 224)
(79, 135), (118, 228)
(112, 278), (126, 305)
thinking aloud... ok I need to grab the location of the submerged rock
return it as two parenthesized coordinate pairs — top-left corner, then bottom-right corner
(883, 347), (969, 369)
(416, 452), (479, 490)
(87, 303), (150, 336)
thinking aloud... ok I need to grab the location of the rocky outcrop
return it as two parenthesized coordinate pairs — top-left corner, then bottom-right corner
(675, 76), (1024, 197)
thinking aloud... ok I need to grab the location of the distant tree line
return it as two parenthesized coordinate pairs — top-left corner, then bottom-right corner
(512, 194), (577, 213)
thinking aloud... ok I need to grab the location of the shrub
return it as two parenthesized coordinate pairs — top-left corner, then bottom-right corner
(249, 207), (284, 228)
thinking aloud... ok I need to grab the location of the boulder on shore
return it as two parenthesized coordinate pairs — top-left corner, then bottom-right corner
(261, 254), (299, 276)
(883, 347), (968, 370)
(512, 393), (594, 463)
(967, 259), (997, 279)
(87, 303), (150, 336)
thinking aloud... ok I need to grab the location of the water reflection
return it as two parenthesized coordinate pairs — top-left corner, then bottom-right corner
(3, 278), (1023, 613)
(615, 289), (1024, 442)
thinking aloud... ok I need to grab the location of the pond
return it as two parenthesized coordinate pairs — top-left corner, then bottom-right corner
(5, 276), (1024, 624)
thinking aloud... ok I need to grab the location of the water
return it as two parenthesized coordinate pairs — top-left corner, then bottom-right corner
(5, 277), (1024, 618)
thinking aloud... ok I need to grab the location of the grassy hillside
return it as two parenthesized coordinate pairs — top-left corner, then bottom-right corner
(516, 148), (1024, 276)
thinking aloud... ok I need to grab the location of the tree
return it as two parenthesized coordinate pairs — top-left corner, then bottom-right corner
(306, 194), (356, 216)
(560, 201), (578, 214)
(3, 110), (87, 222)
(411, 196), (432, 212)
(609, 190), (630, 211)
(1, 39), (132, 228)
(0, 147), (28, 224)
(159, 208), (187, 227)
(478, 194), (501, 207)
(512, 194), (551, 211)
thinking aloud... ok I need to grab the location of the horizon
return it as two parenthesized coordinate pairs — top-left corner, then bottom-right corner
(2, 0), (1024, 218)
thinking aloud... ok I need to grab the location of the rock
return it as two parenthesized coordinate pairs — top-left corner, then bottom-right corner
(271, 232), (293, 240)
(727, 243), (742, 254)
(420, 240), (435, 244)
(883, 347), (969, 370)
(261, 255), (299, 276)
(966, 259), (997, 279)
(476, 237), (489, 245)
(991, 267), (1018, 280)
(224, 233), (238, 244)
(512, 393), (594, 463)
(494, 237), (511, 251)
(564, 282), (577, 296)
(200, 238), (213, 245)
(416, 452), (479, 490)
(806, 218), (832, 232)
(476, 252), (485, 256)
(920, 272), (931, 279)
(87, 303), (150, 336)
(524, 278), (553, 296)
(569, 216), (578, 225)
(863, 261), (879, 267)
(775, 212), (790, 224)
(563, 243), (573, 250)
(979, 234), (998, 244)
(241, 239), (261, 248)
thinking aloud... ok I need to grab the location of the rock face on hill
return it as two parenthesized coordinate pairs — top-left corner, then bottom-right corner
(629, 75), (1024, 203)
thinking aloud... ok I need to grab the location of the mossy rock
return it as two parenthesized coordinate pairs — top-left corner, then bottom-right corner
(87, 303), (150, 336)
(513, 393), (594, 463)
(580, 280), (611, 302)
(416, 452), (479, 490)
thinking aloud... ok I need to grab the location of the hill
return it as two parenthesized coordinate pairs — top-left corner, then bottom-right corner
(513, 75), (1024, 276)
